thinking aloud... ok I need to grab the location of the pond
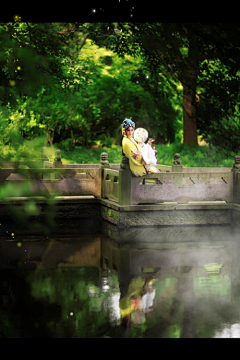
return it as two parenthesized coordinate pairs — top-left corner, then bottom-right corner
(1, 220), (240, 338)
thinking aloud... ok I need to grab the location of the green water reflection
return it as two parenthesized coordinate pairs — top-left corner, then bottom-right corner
(1, 225), (240, 338)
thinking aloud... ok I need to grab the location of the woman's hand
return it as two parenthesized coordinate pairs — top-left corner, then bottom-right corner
(148, 138), (155, 145)
(138, 142), (144, 148)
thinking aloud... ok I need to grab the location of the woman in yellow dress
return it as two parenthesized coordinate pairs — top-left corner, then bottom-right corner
(121, 118), (159, 177)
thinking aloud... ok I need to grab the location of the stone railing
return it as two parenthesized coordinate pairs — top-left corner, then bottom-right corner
(1, 149), (240, 206)
(102, 153), (240, 206)
(0, 149), (102, 198)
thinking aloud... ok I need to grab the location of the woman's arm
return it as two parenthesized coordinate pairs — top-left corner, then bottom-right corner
(122, 138), (144, 165)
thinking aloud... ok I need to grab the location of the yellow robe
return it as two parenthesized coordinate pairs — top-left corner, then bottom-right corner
(122, 136), (159, 177)
(122, 135), (147, 177)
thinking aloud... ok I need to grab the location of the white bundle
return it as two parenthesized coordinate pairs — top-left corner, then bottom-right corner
(134, 128), (157, 166)
(140, 143), (157, 166)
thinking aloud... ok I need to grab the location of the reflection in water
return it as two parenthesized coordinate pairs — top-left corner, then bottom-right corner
(0, 223), (240, 337)
(214, 323), (240, 338)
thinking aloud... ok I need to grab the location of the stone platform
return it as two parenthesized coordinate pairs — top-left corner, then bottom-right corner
(100, 199), (238, 228)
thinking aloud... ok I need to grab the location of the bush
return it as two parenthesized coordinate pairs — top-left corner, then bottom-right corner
(207, 111), (240, 154)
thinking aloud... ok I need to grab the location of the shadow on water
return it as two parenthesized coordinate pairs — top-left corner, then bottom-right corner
(1, 219), (240, 338)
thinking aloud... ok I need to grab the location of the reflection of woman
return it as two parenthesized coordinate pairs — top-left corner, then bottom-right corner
(121, 118), (159, 177)
(120, 276), (156, 329)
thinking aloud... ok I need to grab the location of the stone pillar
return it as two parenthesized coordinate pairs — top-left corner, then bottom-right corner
(53, 150), (63, 168)
(118, 155), (132, 205)
(100, 152), (110, 169)
(100, 152), (110, 199)
(172, 153), (183, 172)
(41, 147), (49, 164)
(232, 155), (240, 204)
(53, 150), (63, 180)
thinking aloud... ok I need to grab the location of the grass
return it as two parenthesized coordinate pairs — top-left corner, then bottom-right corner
(156, 143), (236, 168)
(2, 139), (237, 168)
(59, 143), (236, 168)
(60, 144), (123, 165)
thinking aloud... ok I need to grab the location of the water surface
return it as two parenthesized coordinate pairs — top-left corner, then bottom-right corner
(1, 223), (240, 338)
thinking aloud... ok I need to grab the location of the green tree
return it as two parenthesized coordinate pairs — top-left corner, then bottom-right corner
(84, 22), (240, 146)
(0, 22), (76, 105)
(1, 28), (182, 149)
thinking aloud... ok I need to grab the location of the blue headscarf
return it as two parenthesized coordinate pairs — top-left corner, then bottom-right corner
(121, 118), (135, 136)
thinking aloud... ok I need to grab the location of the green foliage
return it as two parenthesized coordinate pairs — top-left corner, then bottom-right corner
(28, 267), (120, 338)
(86, 23), (240, 146)
(0, 27), (183, 150)
(196, 57), (240, 150)
(198, 105), (240, 153)
(0, 22), (70, 105)
(2, 22), (240, 158)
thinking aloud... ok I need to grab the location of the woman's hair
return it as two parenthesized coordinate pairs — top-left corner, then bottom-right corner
(121, 118), (135, 136)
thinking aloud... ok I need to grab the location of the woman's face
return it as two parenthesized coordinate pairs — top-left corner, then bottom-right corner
(126, 127), (134, 138)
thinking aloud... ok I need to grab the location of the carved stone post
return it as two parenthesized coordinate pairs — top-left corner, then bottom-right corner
(53, 150), (63, 180)
(172, 153), (183, 172)
(54, 150), (62, 168)
(100, 152), (110, 168)
(100, 152), (110, 198)
(232, 155), (240, 203)
(118, 155), (132, 205)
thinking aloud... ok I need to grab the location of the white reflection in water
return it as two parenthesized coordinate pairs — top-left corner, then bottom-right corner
(140, 289), (156, 313)
(103, 291), (121, 325)
(109, 292), (121, 325)
(214, 323), (240, 338)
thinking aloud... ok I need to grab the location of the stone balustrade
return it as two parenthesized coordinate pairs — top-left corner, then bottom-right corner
(0, 149), (239, 207)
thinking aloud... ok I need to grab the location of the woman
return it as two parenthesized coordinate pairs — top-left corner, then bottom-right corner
(121, 118), (159, 177)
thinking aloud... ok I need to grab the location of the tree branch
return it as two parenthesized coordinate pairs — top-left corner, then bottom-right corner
(26, 22), (33, 45)
(78, 32), (89, 52)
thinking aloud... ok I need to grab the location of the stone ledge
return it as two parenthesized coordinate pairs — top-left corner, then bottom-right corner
(101, 221), (238, 243)
(0, 196), (237, 228)
(101, 199), (232, 227)
(232, 203), (240, 211)
(100, 198), (232, 212)
(0, 195), (98, 205)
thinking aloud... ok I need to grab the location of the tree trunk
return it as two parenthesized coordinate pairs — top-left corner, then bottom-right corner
(182, 82), (198, 145)
(182, 30), (199, 145)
